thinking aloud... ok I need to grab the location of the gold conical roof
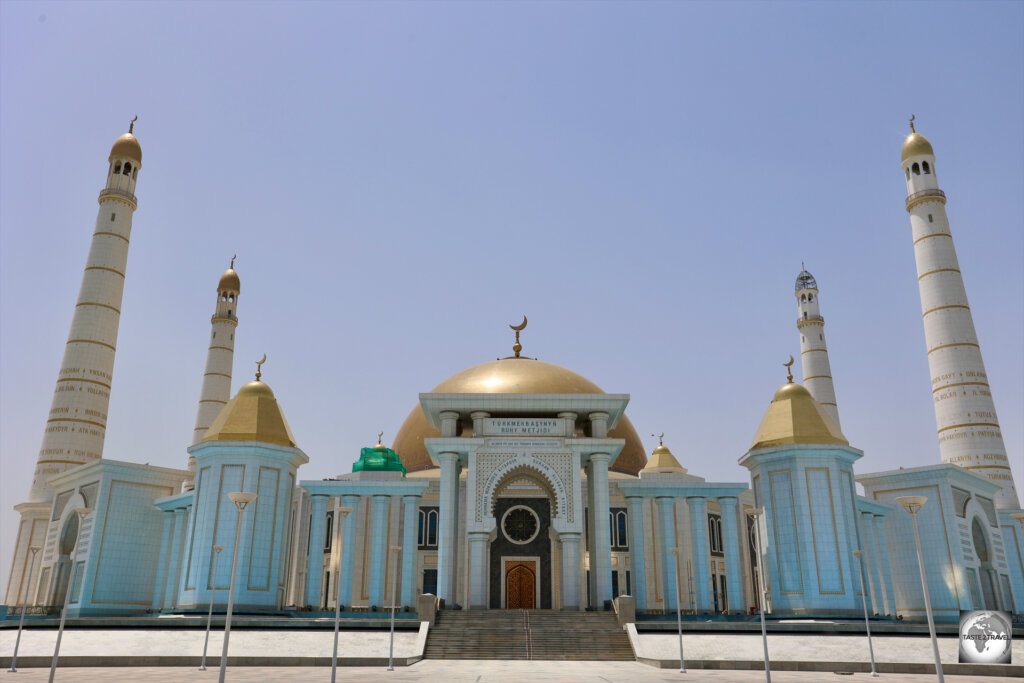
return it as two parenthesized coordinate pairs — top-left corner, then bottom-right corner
(642, 441), (685, 474)
(749, 382), (848, 451)
(202, 380), (296, 447)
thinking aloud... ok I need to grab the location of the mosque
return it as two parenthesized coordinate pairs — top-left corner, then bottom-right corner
(3, 121), (1023, 628)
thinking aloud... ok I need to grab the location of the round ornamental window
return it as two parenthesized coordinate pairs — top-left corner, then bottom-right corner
(502, 505), (540, 545)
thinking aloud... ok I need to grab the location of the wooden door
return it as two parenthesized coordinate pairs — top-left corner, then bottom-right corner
(505, 561), (536, 609)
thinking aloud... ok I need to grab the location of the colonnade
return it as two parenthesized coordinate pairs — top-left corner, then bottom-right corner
(857, 507), (895, 615)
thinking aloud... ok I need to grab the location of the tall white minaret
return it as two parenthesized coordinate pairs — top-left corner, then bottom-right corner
(902, 117), (1019, 509)
(191, 260), (240, 445)
(5, 121), (142, 605)
(795, 267), (841, 429)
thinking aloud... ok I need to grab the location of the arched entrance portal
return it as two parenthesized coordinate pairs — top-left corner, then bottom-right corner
(488, 469), (554, 609)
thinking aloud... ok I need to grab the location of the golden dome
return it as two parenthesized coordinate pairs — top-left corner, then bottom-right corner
(901, 132), (933, 162)
(201, 380), (296, 447)
(749, 382), (848, 451)
(642, 441), (685, 474)
(219, 268), (241, 293)
(109, 133), (142, 164)
(392, 358), (648, 474)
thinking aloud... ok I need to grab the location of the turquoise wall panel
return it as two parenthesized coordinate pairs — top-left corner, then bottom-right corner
(805, 468), (842, 594)
(770, 470), (803, 594)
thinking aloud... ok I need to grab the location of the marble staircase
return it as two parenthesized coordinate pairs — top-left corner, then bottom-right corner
(423, 609), (635, 660)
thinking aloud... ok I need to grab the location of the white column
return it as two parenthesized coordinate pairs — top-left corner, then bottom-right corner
(859, 511), (881, 614)
(560, 532), (581, 610)
(688, 496), (711, 613)
(338, 494), (360, 609)
(589, 452), (613, 607)
(152, 510), (174, 609)
(872, 514), (894, 615)
(468, 531), (490, 609)
(368, 495), (390, 609)
(305, 495), (328, 608)
(163, 507), (186, 609)
(437, 452), (461, 606)
(656, 497), (678, 610)
(718, 497), (744, 613)
(625, 497), (647, 610)
(401, 495), (420, 608)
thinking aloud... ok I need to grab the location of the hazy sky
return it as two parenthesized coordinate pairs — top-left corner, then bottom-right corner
(1, 1), (1021, 598)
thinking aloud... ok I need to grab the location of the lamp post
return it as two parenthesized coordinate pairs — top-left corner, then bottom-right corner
(852, 550), (879, 677)
(895, 496), (943, 683)
(199, 545), (225, 671)
(49, 507), (92, 683)
(746, 508), (771, 683)
(668, 548), (686, 673)
(219, 491), (257, 683)
(8, 545), (41, 672)
(387, 545), (402, 671)
(331, 506), (353, 683)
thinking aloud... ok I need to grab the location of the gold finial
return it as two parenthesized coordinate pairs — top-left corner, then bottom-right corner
(509, 315), (527, 358)
(129, 115), (137, 134)
(783, 355), (795, 383)
(230, 254), (236, 270)
(651, 432), (665, 446)
(377, 431), (384, 446)
(255, 354), (267, 381)
(909, 114), (916, 133)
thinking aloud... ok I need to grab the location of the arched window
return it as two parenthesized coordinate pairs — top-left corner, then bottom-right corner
(922, 161), (931, 174)
(912, 162), (921, 176)
(418, 507), (439, 549)
(114, 162), (122, 174)
(324, 512), (333, 551)
(972, 518), (989, 563)
(808, 294), (814, 302)
(801, 294), (806, 302)
(123, 162), (132, 175)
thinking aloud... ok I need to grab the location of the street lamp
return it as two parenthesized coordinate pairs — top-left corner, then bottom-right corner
(199, 545), (225, 671)
(895, 496), (943, 683)
(746, 508), (771, 683)
(8, 545), (41, 672)
(852, 550), (879, 677)
(331, 506), (353, 683)
(668, 548), (686, 673)
(49, 507), (92, 683)
(219, 491), (257, 683)
(387, 545), (402, 672)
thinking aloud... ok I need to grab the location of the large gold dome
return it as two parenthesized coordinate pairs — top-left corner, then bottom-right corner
(392, 357), (648, 475)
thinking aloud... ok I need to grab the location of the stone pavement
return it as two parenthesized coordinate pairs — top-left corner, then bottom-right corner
(0, 663), (1013, 682)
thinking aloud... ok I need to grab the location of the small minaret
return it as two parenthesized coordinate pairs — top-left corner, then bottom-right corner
(902, 117), (1019, 508)
(191, 259), (240, 445)
(795, 267), (841, 428)
(5, 121), (142, 605)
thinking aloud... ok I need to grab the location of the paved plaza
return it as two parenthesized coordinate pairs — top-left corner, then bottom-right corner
(0, 663), (1013, 683)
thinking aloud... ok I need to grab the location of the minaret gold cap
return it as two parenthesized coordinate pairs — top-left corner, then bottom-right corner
(109, 116), (142, 164)
(219, 255), (241, 293)
(642, 433), (686, 474)
(901, 115), (933, 162)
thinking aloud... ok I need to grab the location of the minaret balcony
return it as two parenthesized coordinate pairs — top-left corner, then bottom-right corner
(905, 188), (946, 211)
(98, 187), (137, 207)
(797, 315), (824, 328)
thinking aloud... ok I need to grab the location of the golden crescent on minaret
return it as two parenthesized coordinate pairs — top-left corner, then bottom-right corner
(377, 431), (384, 446)
(129, 115), (137, 134)
(510, 315), (527, 358)
(230, 254), (236, 269)
(784, 355), (795, 383)
(255, 354), (267, 381)
(651, 432), (665, 446)
(909, 114), (916, 133)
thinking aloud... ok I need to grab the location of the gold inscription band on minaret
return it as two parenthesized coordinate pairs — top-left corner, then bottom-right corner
(67, 339), (116, 351)
(801, 349), (828, 355)
(918, 268), (961, 281)
(56, 378), (111, 388)
(76, 302), (122, 313)
(804, 375), (833, 381)
(913, 233), (952, 246)
(922, 304), (970, 317)
(204, 372), (230, 378)
(84, 266), (126, 278)
(932, 381), (989, 393)
(92, 231), (130, 243)
(927, 342), (980, 354)
(936, 422), (1000, 434)
(208, 345), (233, 352)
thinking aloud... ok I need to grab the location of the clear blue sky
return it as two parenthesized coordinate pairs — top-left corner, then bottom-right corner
(1, 1), (1022, 597)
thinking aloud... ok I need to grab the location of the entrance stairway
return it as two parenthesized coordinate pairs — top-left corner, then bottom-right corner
(423, 609), (635, 660)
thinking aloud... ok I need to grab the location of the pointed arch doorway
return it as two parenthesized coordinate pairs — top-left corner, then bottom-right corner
(503, 559), (538, 609)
